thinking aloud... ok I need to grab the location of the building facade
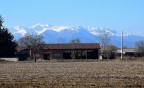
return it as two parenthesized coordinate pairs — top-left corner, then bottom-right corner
(17, 43), (101, 60)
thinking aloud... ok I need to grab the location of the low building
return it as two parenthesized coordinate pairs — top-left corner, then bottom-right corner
(17, 43), (101, 60)
(116, 48), (137, 57)
(16, 47), (30, 61)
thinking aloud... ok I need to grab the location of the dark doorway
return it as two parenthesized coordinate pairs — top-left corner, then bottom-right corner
(63, 52), (72, 59)
(43, 54), (50, 60)
(87, 50), (98, 59)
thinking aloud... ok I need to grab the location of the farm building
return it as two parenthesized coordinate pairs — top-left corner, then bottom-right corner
(116, 48), (138, 57)
(16, 46), (30, 61)
(17, 43), (101, 60)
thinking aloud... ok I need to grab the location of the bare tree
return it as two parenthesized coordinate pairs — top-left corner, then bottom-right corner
(107, 44), (117, 59)
(99, 28), (112, 59)
(135, 40), (144, 56)
(70, 38), (80, 44)
(69, 38), (80, 59)
(17, 33), (44, 62)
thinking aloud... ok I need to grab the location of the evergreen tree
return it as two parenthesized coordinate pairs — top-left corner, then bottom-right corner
(0, 16), (17, 57)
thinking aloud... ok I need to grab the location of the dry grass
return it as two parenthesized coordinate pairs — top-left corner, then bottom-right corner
(0, 61), (144, 88)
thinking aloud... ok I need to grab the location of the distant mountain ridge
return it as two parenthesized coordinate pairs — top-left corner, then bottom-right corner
(9, 24), (144, 48)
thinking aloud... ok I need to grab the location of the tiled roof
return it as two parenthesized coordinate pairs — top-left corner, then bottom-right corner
(42, 43), (100, 49)
(16, 46), (26, 52)
(123, 48), (137, 53)
(116, 48), (137, 53)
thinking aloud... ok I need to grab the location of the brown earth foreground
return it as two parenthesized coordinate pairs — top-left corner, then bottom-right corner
(0, 61), (144, 88)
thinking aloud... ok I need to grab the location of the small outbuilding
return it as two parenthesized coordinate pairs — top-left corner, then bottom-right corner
(116, 48), (137, 57)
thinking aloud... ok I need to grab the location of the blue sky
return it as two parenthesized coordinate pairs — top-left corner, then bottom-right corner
(0, 0), (144, 33)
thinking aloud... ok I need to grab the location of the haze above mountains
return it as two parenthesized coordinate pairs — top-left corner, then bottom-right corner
(9, 24), (144, 48)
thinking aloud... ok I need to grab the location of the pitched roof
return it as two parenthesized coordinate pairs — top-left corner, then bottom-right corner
(123, 48), (137, 53)
(42, 43), (100, 50)
(16, 46), (26, 52)
(116, 48), (137, 53)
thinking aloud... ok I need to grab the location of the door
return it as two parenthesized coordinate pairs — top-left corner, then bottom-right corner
(43, 54), (50, 60)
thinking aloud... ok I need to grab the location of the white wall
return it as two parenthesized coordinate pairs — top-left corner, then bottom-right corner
(0, 58), (18, 61)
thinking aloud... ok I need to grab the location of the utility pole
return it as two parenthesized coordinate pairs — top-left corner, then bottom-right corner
(121, 31), (123, 60)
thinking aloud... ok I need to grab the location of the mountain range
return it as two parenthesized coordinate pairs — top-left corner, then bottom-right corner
(8, 24), (144, 48)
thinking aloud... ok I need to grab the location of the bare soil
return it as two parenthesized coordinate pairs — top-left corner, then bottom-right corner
(0, 61), (144, 88)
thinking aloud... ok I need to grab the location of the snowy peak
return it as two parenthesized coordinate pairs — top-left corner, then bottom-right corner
(8, 24), (144, 48)
(30, 23), (51, 29)
(9, 24), (144, 38)
(50, 26), (76, 32)
(29, 24), (79, 34)
(12, 26), (27, 36)
(10, 24), (144, 37)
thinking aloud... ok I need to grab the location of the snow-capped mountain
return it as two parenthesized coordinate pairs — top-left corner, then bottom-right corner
(9, 24), (144, 48)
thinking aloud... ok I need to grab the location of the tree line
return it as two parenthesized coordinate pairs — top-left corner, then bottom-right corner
(0, 16), (44, 62)
(0, 16), (17, 57)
